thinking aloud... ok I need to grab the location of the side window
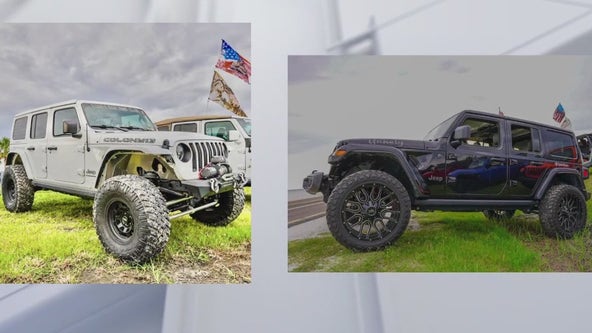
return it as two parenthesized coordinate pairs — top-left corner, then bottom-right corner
(543, 130), (576, 159)
(30, 112), (48, 139)
(12, 117), (28, 140)
(204, 121), (236, 141)
(511, 124), (540, 152)
(173, 123), (197, 132)
(157, 125), (170, 131)
(53, 108), (80, 137)
(459, 118), (500, 148)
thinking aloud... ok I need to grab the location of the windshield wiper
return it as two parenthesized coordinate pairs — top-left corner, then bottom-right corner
(120, 126), (150, 131)
(91, 125), (128, 132)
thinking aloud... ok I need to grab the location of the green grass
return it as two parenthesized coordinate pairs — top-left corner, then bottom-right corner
(0, 188), (251, 283)
(289, 180), (592, 272)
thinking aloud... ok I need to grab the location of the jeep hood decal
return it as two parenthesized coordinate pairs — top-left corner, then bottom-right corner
(94, 131), (223, 144)
(340, 138), (426, 150)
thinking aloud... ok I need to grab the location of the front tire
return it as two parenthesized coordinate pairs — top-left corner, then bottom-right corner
(326, 170), (411, 251)
(191, 188), (245, 226)
(2, 165), (34, 212)
(539, 184), (587, 238)
(93, 175), (170, 264)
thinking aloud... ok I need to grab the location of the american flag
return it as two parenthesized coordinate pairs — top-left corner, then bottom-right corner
(215, 39), (251, 84)
(552, 103), (565, 123)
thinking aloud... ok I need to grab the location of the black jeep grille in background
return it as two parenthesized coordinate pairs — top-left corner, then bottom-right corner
(189, 141), (227, 171)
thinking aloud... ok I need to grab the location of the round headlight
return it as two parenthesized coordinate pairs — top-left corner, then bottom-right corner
(175, 144), (191, 162)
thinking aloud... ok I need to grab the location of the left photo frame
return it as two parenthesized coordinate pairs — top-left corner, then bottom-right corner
(0, 23), (251, 284)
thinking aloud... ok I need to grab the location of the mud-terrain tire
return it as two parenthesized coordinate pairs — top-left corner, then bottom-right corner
(483, 209), (515, 221)
(191, 188), (245, 226)
(326, 170), (411, 251)
(93, 175), (170, 264)
(539, 184), (587, 239)
(2, 165), (34, 212)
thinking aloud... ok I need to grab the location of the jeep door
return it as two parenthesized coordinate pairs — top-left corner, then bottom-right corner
(27, 111), (49, 179)
(506, 122), (547, 197)
(46, 107), (85, 184)
(445, 115), (508, 197)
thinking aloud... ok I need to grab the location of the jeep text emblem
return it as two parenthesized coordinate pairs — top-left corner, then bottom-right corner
(103, 138), (157, 144)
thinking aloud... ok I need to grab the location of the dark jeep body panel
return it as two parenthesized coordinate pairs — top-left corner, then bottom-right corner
(304, 110), (590, 251)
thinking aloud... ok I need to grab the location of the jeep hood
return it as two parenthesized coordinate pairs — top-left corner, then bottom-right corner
(337, 138), (427, 150)
(92, 130), (223, 145)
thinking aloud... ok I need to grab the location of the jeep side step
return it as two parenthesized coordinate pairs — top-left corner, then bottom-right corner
(414, 199), (536, 212)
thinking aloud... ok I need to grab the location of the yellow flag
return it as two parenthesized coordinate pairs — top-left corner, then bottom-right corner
(208, 71), (247, 117)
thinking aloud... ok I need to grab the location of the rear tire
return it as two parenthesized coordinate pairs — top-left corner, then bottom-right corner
(191, 188), (245, 226)
(539, 184), (587, 238)
(93, 175), (170, 264)
(483, 209), (515, 221)
(1, 165), (34, 212)
(326, 170), (411, 251)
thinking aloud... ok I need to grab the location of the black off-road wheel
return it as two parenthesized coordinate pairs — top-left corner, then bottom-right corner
(191, 188), (245, 226)
(93, 175), (170, 264)
(539, 184), (587, 239)
(2, 165), (34, 212)
(326, 170), (411, 251)
(483, 209), (516, 221)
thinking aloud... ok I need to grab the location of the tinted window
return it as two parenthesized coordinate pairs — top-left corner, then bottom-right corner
(31, 112), (48, 139)
(173, 123), (197, 132)
(12, 117), (27, 140)
(460, 118), (500, 148)
(511, 124), (540, 152)
(544, 130), (576, 159)
(205, 121), (236, 141)
(53, 108), (80, 136)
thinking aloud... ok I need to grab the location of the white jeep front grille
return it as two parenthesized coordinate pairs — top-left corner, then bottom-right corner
(188, 141), (227, 171)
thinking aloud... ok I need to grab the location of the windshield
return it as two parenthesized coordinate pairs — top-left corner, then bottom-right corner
(236, 118), (251, 137)
(82, 103), (156, 131)
(424, 114), (458, 141)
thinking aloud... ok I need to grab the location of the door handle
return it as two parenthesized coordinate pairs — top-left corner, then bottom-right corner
(26, 146), (35, 151)
(529, 161), (544, 166)
(47, 146), (58, 151)
(490, 157), (506, 163)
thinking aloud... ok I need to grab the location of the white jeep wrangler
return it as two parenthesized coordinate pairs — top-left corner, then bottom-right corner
(1, 100), (247, 264)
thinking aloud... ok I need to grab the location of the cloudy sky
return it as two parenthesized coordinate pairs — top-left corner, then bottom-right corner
(288, 56), (592, 189)
(0, 23), (251, 138)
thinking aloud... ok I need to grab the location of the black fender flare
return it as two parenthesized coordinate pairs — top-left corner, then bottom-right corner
(534, 168), (588, 200)
(329, 143), (428, 198)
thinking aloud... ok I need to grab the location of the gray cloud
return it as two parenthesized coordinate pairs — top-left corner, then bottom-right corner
(0, 23), (251, 138)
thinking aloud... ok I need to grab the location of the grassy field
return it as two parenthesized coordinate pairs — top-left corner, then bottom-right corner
(0, 187), (251, 283)
(289, 179), (592, 272)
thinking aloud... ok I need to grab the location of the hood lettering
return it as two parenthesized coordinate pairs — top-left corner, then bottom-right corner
(103, 138), (157, 144)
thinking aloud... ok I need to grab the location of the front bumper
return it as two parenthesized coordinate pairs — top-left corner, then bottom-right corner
(182, 172), (246, 199)
(302, 170), (327, 195)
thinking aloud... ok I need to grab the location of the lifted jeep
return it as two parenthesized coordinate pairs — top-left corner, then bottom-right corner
(2, 100), (247, 264)
(304, 110), (590, 251)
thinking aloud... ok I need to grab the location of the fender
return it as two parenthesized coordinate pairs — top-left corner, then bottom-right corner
(329, 142), (429, 198)
(534, 168), (588, 200)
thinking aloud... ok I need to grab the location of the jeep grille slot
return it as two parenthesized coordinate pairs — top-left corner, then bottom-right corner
(192, 141), (228, 170)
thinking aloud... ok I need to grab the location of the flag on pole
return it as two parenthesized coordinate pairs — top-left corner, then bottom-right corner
(560, 117), (572, 130)
(215, 39), (251, 84)
(552, 103), (565, 123)
(208, 71), (247, 117)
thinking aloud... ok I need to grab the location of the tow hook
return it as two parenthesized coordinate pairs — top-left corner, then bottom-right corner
(236, 172), (247, 187)
(209, 178), (220, 193)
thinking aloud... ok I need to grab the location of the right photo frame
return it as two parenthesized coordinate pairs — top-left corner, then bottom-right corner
(288, 55), (592, 272)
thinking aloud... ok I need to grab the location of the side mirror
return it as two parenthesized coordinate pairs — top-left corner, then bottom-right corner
(450, 125), (471, 148)
(63, 120), (81, 137)
(244, 137), (251, 150)
(228, 130), (240, 142)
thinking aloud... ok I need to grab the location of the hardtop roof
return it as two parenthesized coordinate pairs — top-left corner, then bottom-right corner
(461, 109), (573, 134)
(13, 100), (143, 118)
